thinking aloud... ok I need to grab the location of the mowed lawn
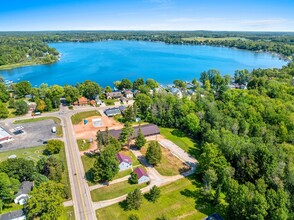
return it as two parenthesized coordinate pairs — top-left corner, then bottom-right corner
(71, 110), (101, 124)
(159, 127), (200, 158)
(96, 178), (209, 220)
(0, 145), (46, 162)
(140, 144), (188, 176)
(59, 206), (75, 220)
(91, 180), (147, 202)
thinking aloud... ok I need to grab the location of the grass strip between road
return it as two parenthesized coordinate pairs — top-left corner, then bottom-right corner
(14, 116), (61, 124)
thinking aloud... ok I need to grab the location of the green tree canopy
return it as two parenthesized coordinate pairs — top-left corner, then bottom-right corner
(146, 141), (162, 166)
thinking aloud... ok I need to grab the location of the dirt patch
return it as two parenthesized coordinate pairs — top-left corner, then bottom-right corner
(74, 115), (123, 140)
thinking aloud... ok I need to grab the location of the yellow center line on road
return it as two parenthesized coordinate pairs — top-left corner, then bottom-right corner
(64, 118), (88, 220)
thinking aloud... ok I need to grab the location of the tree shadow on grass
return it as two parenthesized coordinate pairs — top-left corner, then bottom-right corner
(118, 199), (128, 211)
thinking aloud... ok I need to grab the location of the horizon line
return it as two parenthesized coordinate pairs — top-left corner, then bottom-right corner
(1, 29), (294, 33)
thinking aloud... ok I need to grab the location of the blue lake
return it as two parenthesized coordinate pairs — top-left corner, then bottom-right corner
(0, 40), (287, 87)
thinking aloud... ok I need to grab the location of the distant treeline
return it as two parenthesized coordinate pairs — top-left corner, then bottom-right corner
(0, 31), (294, 67)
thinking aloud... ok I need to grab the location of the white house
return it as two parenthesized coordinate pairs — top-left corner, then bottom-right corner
(133, 167), (150, 184)
(124, 90), (133, 99)
(117, 153), (132, 171)
(14, 181), (33, 205)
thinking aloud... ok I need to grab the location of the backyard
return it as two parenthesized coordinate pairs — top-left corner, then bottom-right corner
(96, 178), (213, 220)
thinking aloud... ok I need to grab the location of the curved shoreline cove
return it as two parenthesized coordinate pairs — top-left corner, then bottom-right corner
(0, 41), (287, 87)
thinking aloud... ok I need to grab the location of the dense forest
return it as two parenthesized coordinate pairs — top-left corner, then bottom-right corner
(133, 63), (294, 219)
(0, 31), (294, 68)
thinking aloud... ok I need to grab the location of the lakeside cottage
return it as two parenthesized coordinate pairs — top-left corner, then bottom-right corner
(124, 90), (133, 99)
(106, 92), (122, 99)
(74, 97), (88, 106)
(133, 167), (149, 184)
(116, 153), (132, 171)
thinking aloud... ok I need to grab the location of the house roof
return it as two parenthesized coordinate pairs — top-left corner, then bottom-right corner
(0, 127), (11, 140)
(108, 124), (160, 139)
(79, 97), (88, 102)
(116, 153), (132, 164)
(0, 209), (25, 220)
(107, 92), (122, 98)
(124, 90), (133, 94)
(15, 181), (33, 197)
(119, 105), (126, 112)
(104, 108), (121, 116)
(133, 167), (148, 179)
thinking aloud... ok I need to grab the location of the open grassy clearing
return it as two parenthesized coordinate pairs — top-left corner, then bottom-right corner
(96, 178), (213, 220)
(140, 144), (188, 176)
(58, 206), (75, 220)
(91, 180), (147, 202)
(77, 139), (91, 151)
(71, 110), (101, 124)
(0, 145), (45, 162)
(14, 116), (61, 124)
(182, 37), (248, 42)
(160, 127), (200, 158)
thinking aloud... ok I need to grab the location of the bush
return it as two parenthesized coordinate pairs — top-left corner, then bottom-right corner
(129, 172), (138, 184)
(128, 214), (139, 220)
(45, 140), (64, 155)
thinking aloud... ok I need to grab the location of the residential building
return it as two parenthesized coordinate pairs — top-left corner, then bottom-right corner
(116, 153), (132, 171)
(14, 181), (33, 205)
(106, 92), (122, 99)
(104, 108), (121, 117)
(170, 88), (183, 98)
(133, 167), (150, 184)
(107, 124), (160, 139)
(124, 90), (133, 99)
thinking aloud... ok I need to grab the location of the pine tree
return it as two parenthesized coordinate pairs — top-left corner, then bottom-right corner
(146, 141), (162, 165)
(96, 130), (104, 151)
(148, 185), (161, 203)
(135, 126), (146, 149)
(126, 188), (143, 210)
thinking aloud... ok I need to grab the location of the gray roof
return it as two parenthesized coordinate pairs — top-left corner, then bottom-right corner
(108, 124), (160, 139)
(0, 209), (25, 220)
(104, 108), (121, 117)
(106, 92), (122, 98)
(15, 181), (33, 197)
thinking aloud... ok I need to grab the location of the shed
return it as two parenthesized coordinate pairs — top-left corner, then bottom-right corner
(133, 167), (149, 184)
(116, 153), (132, 171)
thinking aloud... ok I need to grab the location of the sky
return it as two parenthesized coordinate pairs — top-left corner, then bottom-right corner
(1, 0), (294, 31)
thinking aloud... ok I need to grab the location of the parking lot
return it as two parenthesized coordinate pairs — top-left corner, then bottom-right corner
(0, 119), (58, 152)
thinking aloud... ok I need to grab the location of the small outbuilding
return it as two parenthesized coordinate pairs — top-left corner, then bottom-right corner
(14, 181), (33, 205)
(133, 167), (149, 184)
(116, 153), (132, 171)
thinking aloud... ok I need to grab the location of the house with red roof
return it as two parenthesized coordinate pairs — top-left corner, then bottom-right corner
(116, 153), (132, 171)
(133, 167), (150, 184)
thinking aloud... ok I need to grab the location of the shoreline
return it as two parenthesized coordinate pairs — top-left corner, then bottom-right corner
(0, 40), (291, 73)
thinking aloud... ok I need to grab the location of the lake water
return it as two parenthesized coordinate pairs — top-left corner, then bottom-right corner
(0, 40), (287, 87)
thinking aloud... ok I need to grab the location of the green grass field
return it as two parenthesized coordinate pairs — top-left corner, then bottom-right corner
(58, 206), (75, 220)
(77, 139), (91, 151)
(159, 127), (200, 158)
(96, 178), (212, 220)
(1, 203), (23, 215)
(14, 116), (61, 124)
(0, 145), (46, 162)
(71, 110), (101, 124)
(91, 180), (147, 202)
